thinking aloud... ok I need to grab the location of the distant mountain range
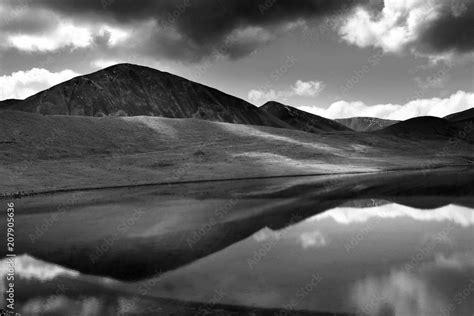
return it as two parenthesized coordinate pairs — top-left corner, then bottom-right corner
(1, 63), (472, 140)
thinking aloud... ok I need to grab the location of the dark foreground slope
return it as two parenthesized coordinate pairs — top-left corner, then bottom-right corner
(261, 101), (350, 132)
(336, 117), (399, 131)
(5, 63), (289, 128)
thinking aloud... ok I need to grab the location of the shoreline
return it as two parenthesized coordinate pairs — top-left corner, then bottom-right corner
(2, 163), (471, 200)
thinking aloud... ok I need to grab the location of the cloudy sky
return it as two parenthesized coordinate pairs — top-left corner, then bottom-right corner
(0, 0), (473, 119)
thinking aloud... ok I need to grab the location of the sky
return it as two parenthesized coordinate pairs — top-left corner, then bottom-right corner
(0, 0), (473, 119)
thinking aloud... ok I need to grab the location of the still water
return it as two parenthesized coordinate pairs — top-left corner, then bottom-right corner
(142, 201), (474, 315)
(1, 198), (473, 315)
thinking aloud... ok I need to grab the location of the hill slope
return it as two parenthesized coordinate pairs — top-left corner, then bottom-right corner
(0, 98), (21, 109)
(1, 110), (472, 195)
(444, 107), (474, 123)
(376, 116), (467, 140)
(261, 101), (350, 133)
(5, 63), (289, 128)
(336, 117), (399, 132)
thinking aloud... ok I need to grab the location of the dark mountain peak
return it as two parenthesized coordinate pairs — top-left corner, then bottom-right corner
(261, 101), (351, 133)
(4, 63), (290, 128)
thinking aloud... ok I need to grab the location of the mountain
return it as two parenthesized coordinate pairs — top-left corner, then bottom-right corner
(260, 101), (351, 133)
(4, 63), (289, 128)
(0, 98), (21, 109)
(336, 117), (399, 132)
(444, 107), (474, 124)
(377, 116), (462, 139)
(444, 107), (474, 140)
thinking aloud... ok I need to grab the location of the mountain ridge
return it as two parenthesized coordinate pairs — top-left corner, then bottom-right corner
(4, 63), (291, 129)
(260, 101), (351, 133)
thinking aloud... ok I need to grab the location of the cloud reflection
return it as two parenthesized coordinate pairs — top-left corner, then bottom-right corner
(299, 231), (328, 249)
(310, 204), (474, 227)
(0, 254), (79, 281)
(351, 253), (474, 316)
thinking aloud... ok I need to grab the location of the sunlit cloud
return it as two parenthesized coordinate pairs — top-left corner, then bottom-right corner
(308, 203), (474, 227)
(248, 79), (325, 104)
(7, 22), (93, 51)
(298, 90), (474, 120)
(339, 0), (474, 59)
(0, 68), (79, 100)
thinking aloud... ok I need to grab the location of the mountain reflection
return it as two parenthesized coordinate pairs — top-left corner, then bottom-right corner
(1, 201), (473, 315)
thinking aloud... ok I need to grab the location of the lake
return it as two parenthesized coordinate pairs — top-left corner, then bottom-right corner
(1, 168), (473, 315)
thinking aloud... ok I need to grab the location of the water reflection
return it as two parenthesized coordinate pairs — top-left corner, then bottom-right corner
(3, 201), (472, 315)
(352, 252), (474, 316)
(138, 202), (474, 315)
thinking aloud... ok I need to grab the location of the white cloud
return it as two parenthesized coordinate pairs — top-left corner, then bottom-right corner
(0, 68), (79, 99)
(297, 90), (474, 120)
(0, 0), (130, 53)
(99, 25), (129, 46)
(248, 88), (289, 104)
(338, 0), (441, 54)
(291, 80), (325, 97)
(308, 203), (474, 227)
(248, 79), (325, 104)
(8, 22), (93, 51)
(6, 22), (131, 52)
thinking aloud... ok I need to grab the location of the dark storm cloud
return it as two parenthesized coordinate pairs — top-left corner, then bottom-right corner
(21, 0), (372, 61)
(418, 0), (474, 55)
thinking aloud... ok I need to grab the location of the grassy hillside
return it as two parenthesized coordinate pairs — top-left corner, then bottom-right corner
(444, 107), (474, 123)
(1, 110), (472, 195)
